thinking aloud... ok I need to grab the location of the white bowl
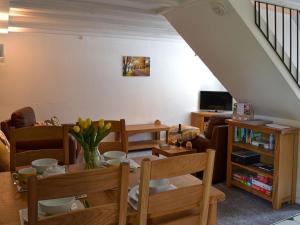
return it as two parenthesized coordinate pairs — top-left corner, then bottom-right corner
(32, 158), (58, 174)
(150, 179), (169, 189)
(103, 151), (126, 161)
(107, 159), (122, 167)
(39, 197), (75, 215)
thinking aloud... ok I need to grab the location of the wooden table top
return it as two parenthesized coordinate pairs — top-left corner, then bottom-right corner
(226, 119), (299, 135)
(126, 124), (169, 134)
(152, 146), (197, 157)
(0, 156), (225, 225)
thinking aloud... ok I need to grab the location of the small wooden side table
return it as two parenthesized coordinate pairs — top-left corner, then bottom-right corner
(126, 123), (169, 151)
(152, 145), (196, 157)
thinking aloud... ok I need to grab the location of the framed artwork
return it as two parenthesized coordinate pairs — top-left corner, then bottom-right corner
(122, 56), (150, 76)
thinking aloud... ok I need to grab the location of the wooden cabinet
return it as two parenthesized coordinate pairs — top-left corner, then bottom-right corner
(226, 119), (299, 209)
(191, 111), (231, 132)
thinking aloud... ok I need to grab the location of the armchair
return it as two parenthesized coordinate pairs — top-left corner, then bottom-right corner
(0, 107), (77, 165)
(191, 115), (229, 183)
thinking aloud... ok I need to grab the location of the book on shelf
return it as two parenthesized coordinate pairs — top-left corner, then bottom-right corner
(252, 184), (272, 196)
(232, 170), (273, 196)
(252, 163), (274, 173)
(234, 127), (274, 151)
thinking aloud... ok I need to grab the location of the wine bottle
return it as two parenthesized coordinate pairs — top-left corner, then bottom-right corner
(176, 124), (182, 147)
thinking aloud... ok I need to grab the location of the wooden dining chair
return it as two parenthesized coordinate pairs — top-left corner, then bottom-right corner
(27, 162), (130, 225)
(9, 126), (69, 171)
(137, 149), (215, 225)
(97, 119), (128, 154)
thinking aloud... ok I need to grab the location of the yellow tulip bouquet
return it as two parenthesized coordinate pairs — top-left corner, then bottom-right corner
(70, 118), (111, 169)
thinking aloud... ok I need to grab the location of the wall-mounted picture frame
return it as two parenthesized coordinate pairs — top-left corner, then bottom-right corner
(122, 56), (150, 76)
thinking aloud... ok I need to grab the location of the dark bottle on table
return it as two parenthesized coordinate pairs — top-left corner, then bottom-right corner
(176, 124), (182, 147)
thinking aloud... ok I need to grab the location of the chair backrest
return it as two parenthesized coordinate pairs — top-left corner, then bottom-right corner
(137, 150), (215, 225)
(9, 125), (69, 171)
(27, 162), (130, 225)
(97, 119), (127, 154)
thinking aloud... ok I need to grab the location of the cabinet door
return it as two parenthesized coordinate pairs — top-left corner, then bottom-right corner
(191, 113), (204, 131)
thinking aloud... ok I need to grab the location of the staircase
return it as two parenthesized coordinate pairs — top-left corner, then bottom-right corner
(163, 0), (300, 121)
(254, 1), (300, 88)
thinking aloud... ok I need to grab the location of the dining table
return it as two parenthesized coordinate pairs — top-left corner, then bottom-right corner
(0, 155), (225, 225)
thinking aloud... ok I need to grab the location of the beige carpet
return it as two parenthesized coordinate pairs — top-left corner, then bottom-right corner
(215, 183), (300, 225)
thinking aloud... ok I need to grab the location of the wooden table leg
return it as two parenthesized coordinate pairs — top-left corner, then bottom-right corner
(153, 131), (161, 141)
(152, 148), (159, 157)
(166, 130), (169, 144)
(207, 202), (217, 225)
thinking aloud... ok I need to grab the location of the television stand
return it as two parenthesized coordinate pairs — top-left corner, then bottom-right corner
(191, 111), (232, 132)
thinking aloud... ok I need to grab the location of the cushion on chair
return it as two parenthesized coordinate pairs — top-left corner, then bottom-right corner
(11, 107), (36, 128)
(168, 125), (200, 144)
(0, 130), (9, 171)
(204, 116), (226, 139)
(35, 116), (61, 126)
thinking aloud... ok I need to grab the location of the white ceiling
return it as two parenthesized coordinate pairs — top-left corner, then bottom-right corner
(7, 0), (196, 39)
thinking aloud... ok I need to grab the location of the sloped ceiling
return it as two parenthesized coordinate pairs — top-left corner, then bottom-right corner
(7, 0), (195, 39)
(164, 0), (300, 120)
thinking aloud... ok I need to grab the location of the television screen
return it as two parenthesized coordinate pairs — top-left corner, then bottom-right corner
(200, 91), (233, 111)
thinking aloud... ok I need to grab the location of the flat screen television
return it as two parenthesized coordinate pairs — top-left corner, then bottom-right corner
(200, 91), (233, 111)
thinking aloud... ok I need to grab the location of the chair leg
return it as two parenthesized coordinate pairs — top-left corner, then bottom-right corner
(207, 202), (217, 225)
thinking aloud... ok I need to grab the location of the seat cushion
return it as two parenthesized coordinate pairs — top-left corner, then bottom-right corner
(204, 116), (226, 139)
(11, 107), (36, 128)
(168, 125), (200, 144)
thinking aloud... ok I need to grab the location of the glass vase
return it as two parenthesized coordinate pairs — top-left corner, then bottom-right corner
(83, 147), (101, 169)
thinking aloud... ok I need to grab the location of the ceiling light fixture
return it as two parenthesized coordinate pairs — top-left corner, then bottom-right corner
(0, 28), (8, 34)
(0, 12), (8, 21)
(210, 0), (228, 16)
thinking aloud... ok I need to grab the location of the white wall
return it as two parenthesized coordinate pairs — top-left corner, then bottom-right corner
(0, 33), (225, 125)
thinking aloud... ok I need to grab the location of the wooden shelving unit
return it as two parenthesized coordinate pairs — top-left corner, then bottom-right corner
(226, 119), (299, 209)
(126, 124), (169, 151)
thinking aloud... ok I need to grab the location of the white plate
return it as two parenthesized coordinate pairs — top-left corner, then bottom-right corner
(42, 166), (65, 177)
(39, 197), (76, 215)
(20, 200), (84, 223)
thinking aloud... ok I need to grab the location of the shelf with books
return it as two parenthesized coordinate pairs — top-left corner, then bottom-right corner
(233, 126), (275, 151)
(226, 119), (299, 209)
(233, 142), (274, 157)
(231, 162), (273, 178)
(231, 179), (272, 202)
